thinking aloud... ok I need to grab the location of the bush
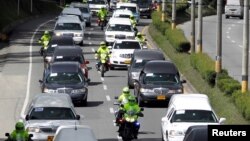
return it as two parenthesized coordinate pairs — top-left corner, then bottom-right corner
(217, 77), (241, 95)
(233, 91), (250, 120)
(151, 11), (171, 35)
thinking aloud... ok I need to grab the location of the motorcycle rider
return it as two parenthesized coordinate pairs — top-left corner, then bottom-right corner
(135, 32), (146, 46)
(97, 7), (108, 26)
(115, 87), (133, 124)
(95, 41), (110, 70)
(129, 15), (137, 28)
(9, 121), (29, 141)
(38, 30), (51, 55)
(118, 96), (142, 139)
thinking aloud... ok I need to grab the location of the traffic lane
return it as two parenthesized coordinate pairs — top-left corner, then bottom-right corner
(0, 15), (57, 138)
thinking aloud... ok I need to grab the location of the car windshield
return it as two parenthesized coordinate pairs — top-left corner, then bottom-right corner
(54, 55), (84, 64)
(131, 0), (151, 6)
(29, 107), (76, 120)
(114, 41), (141, 49)
(107, 24), (133, 32)
(143, 73), (180, 85)
(55, 23), (82, 30)
(171, 110), (218, 123)
(88, 0), (105, 4)
(132, 60), (148, 68)
(120, 6), (136, 13)
(46, 72), (83, 84)
(78, 7), (89, 13)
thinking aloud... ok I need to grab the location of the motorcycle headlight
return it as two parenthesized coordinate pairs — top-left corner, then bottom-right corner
(44, 88), (56, 93)
(74, 33), (83, 37)
(169, 130), (184, 136)
(131, 72), (140, 79)
(140, 88), (154, 93)
(27, 127), (40, 133)
(125, 117), (136, 122)
(71, 88), (86, 94)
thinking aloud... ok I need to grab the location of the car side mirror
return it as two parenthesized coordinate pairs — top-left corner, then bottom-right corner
(181, 80), (186, 83)
(39, 80), (43, 83)
(140, 107), (144, 111)
(76, 115), (80, 120)
(5, 133), (10, 137)
(85, 60), (90, 64)
(25, 115), (30, 120)
(161, 117), (168, 122)
(138, 112), (144, 117)
(108, 46), (112, 49)
(219, 117), (226, 124)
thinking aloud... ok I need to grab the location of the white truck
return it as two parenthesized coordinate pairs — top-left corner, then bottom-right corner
(225, 0), (244, 19)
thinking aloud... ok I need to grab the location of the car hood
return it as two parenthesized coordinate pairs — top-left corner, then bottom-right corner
(167, 122), (219, 133)
(26, 120), (80, 128)
(105, 31), (135, 36)
(45, 83), (85, 89)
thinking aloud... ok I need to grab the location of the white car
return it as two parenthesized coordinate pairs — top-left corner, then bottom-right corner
(112, 9), (133, 19)
(54, 15), (84, 45)
(161, 94), (226, 141)
(23, 94), (81, 141)
(87, 0), (109, 15)
(69, 2), (92, 26)
(109, 39), (145, 69)
(105, 17), (135, 44)
(61, 7), (86, 28)
(116, 2), (140, 23)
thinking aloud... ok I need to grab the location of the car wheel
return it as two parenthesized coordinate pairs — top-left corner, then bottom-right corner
(110, 66), (114, 70)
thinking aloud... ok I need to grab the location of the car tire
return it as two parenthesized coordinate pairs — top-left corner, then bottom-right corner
(81, 98), (87, 106)
(225, 15), (229, 19)
(80, 41), (84, 46)
(110, 66), (114, 70)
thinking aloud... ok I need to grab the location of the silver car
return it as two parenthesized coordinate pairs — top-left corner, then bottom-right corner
(23, 93), (81, 141)
(70, 2), (92, 27)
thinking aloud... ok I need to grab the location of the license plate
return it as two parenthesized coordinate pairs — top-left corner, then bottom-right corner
(157, 95), (166, 100)
(47, 136), (54, 141)
(124, 60), (131, 64)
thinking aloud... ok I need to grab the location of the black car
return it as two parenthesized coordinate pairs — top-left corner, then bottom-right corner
(127, 49), (165, 88)
(39, 61), (89, 106)
(51, 46), (90, 79)
(43, 35), (75, 66)
(131, 0), (153, 18)
(134, 60), (186, 106)
(183, 125), (208, 141)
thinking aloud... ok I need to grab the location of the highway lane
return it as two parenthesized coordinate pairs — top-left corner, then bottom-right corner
(0, 15), (192, 141)
(179, 15), (250, 85)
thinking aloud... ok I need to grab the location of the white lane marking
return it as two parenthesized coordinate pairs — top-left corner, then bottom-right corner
(110, 107), (114, 113)
(228, 27), (231, 30)
(89, 42), (92, 45)
(227, 36), (230, 39)
(103, 85), (107, 90)
(231, 24), (235, 27)
(21, 19), (54, 118)
(101, 77), (104, 81)
(92, 48), (95, 52)
(232, 40), (236, 43)
(106, 95), (111, 101)
(226, 31), (229, 34)
(239, 45), (243, 48)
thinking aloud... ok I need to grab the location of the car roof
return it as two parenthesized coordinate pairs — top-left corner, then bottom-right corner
(70, 2), (89, 8)
(62, 7), (82, 15)
(54, 46), (83, 56)
(49, 62), (81, 73)
(133, 50), (165, 60)
(169, 94), (212, 111)
(183, 125), (208, 141)
(54, 125), (97, 141)
(108, 17), (132, 25)
(142, 60), (178, 74)
(31, 93), (73, 108)
(117, 2), (138, 7)
(57, 15), (81, 24)
(114, 39), (139, 43)
(113, 9), (133, 15)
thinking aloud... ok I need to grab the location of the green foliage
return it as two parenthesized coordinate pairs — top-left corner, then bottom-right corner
(217, 77), (241, 95)
(233, 91), (250, 120)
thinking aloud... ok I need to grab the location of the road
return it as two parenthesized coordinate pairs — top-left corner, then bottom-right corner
(0, 14), (194, 140)
(179, 15), (250, 85)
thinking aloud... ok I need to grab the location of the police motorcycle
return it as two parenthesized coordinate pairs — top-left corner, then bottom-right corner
(39, 40), (49, 56)
(95, 51), (110, 77)
(114, 101), (144, 141)
(98, 15), (107, 30)
(5, 133), (33, 141)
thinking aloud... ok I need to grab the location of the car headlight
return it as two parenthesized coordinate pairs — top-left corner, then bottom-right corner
(27, 127), (40, 133)
(168, 89), (183, 93)
(74, 33), (83, 37)
(44, 88), (56, 93)
(140, 88), (154, 93)
(169, 130), (185, 136)
(126, 35), (134, 39)
(71, 88), (86, 94)
(106, 35), (114, 38)
(131, 72), (140, 79)
(55, 33), (61, 36)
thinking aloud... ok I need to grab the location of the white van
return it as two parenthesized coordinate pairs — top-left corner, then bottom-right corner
(225, 0), (243, 19)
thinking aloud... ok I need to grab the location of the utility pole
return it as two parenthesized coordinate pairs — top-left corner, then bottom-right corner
(242, 0), (249, 93)
(31, 0), (33, 13)
(161, 0), (166, 22)
(17, 0), (20, 16)
(197, 0), (203, 53)
(215, 0), (222, 73)
(172, 0), (176, 29)
(190, 0), (195, 53)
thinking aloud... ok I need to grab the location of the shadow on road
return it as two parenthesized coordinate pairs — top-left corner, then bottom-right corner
(98, 138), (162, 141)
(88, 81), (103, 86)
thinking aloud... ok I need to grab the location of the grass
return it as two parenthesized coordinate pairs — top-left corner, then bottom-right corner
(148, 25), (250, 124)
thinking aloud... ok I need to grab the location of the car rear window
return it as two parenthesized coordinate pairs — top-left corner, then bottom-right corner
(29, 107), (76, 120)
